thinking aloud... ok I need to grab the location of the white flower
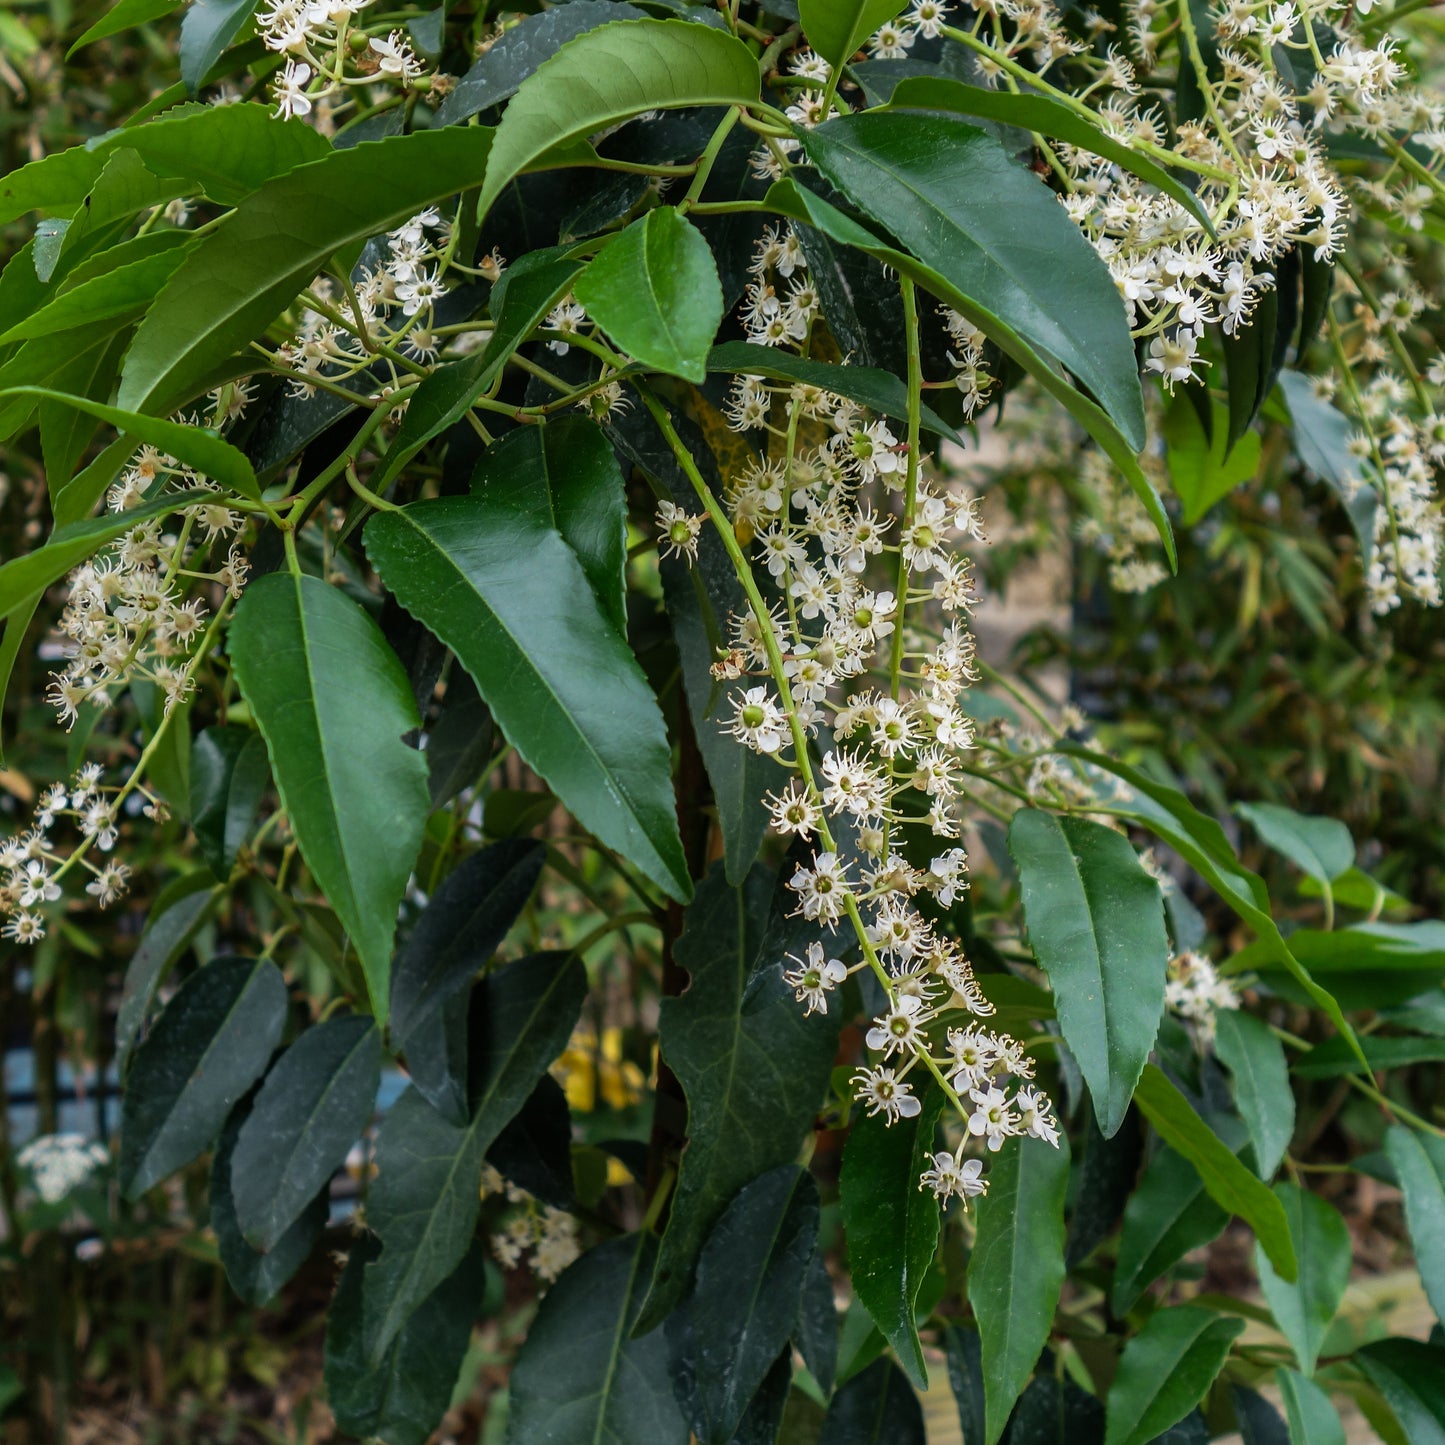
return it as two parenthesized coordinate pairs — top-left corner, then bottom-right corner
(272, 59), (313, 121)
(866, 993), (927, 1057)
(920, 1149), (985, 1200)
(967, 1085), (1018, 1151)
(853, 1065), (922, 1123)
(727, 686), (787, 754)
(369, 30), (422, 83)
(656, 501), (704, 562)
(783, 941), (848, 1015)
(789, 851), (850, 925)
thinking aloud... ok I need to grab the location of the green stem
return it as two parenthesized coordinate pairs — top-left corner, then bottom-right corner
(681, 107), (743, 208)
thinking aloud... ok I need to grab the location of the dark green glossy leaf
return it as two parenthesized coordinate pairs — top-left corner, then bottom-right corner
(799, 0), (907, 71)
(1068, 1101), (1144, 1269)
(1255, 1183), (1350, 1376)
(945, 1325), (985, 1445)
(389, 838), (544, 1043)
(470, 414), (627, 633)
(230, 573), (429, 1023)
(968, 1134), (1071, 1443)
(575, 206), (721, 382)
(1295, 1034), (1445, 1078)
(211, 1101), (327, 1306)
(1233, 1384), (1289, 1445)
(119, 128), (494, 415)
(364, 952), (586, 1357)
(231, 1014), (381, 1251)
(1010, 810), (1168, 1137)
(426, 683), (493, 808)
(402, 984), (472, 1128)
(477, 18), (761, 222)
(190, 725), (269, 880)
(1236, 802), (1353, 889)
(1104, 1305), (1243, 1445)
(508, 1233), (689, 1445)
(435, 0), (646, 125)
(120, 956), (288, 1197)
(800, 113), (1144, 451)
(1222, 284), (1277, 451)
(820, 1357), (926, 1445)
(1384, 1125), (1445, 1327)
(840, 1087), (945, 1390)
(887, 77), (1213, 231)
(1237, 921), (1445, 1012)
(795, 226), (906, 374)
(1008, 1374), (1106, 1445)
(637, 864), (840, 1331)
(705, 341), (961, 442)
(670, 1166), (819, 1443)
(1133, 1065), (1296, 1282)
(180, 0), (259, 93)
(325, 1234), (485, 1445)
(365, 497), (690, 903)
(487, 1074), (574, 1210)
(728, 1348), (793, 1445)
(1276, 1368), (1346, 1445)
(1356, 1340), (1445, 1443)
(1213, 1010), (1293, 1180)
(794, 1245), (838, 1394)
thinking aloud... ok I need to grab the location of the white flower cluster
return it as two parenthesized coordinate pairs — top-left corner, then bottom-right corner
(46, 440), (246, 730)
(257, 0), (430, 124)
(1074, 447), (1173, 594)
(1166, 949), (1240, 1040)
(1, 765), (134, 944)
(16, 1133), (109, 1206)
(480, 1164), (581, 1284)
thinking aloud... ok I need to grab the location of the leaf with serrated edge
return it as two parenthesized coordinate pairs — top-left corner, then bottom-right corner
(1255, 1183), (1350, 1377)
(1214, 1010), (1293, 1180)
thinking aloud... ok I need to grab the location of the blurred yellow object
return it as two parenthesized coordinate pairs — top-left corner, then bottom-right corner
(552, 1025), (645, 1114)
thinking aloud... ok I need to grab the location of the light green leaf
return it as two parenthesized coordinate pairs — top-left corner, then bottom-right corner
(1384, 1125), (1445, 1327)
(1133, 1064), (1296, 1282)
(70, 0), (181, 53)
(840, 1087), (946, 1390)
(229, 573), (430, 1022)
(0, 245), (189, 344)
(636, 864), (840, 1332)
(118, 127), (494, 416)
(1163, 395), (1262, 524)
(574, 206), (722, 382)
(364, 497), (690, 903)
(1277, 1368), (1346, 1445)
(1105, 1305), (1244, 1445)
(363, 953), (587, 1358)
(1009, 809), (1169, 1137)
(120, 955), (288, 1197)
(470, 415), (628, 634)
(478, 18), (761, 223)
(1213, 1009), (1293, 1180)
(231, 1015), (382, 1252)
(799, 0), (907, 72)
(1237, 801), (1354, 890)
(180, 0), (260, 93)
(507, 1233), (689, 1445)
(1255, 1183), (1350, 1376)
(1294, 1034), (1445, 1078)
(968, 1134), (1071, 1443)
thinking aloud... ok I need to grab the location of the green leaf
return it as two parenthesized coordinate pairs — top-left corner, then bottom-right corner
(1009, 810), (1168, 1137)
(1213, 1010), (1293, 1180)
(0, 246), (190, 345)
(799, 112), (1145, 451)
(190, 725), (269, 879)
(389, 838), (544, 1043)
(1236, 921), (1445, 1012)
(820, 1357), (926, 1445)
(211, 1100), (327, 1306)
(799, 0), (907, 71)
(180, 0), (259, 93)
(945, 1325), (986, 1445)
(1132, 1065), (1296, 1282)
(795, 1247), (838, 1394)
(115, 874), (222, 1070)
(1356, 1340), (1445, 1443)
(470, 415), (628, 634)
(364, 497), (690, 903)
(229, 573), (430, 1023)
(120, 956), (288, 1197)
(230, 1014), (381, 1252)
(363, 952), (586, 1357)
(118, 127), (494, 415)
(435, 1), (646, 125)
(886, 77), (1214, 233)
(1222, 284), (1278, 451)
(507, 1233), (689, 1444)
(1276, 1368), (1346, 1445)
(1293, 1033), (1445, 1078)
(1163, 395), (1262, 524)
(325, 1234), (485, 1445)
(70, 0), (181, 51)
(1237, 801), (1353, 892)
(968, 1134), (1071, 1443)
(477, 18), (761, 222)
(1105, 1306), (1243, 1445)
(705, 340), (962, 442)
(765, 177), (1173, 569)
(0, 388), (260, 500)
(573, 206), (722, 382)
(637, 863), (841, 1332)
(371, 249), (583, 496)
(1255, 1184), (1350, 1376)
(840, 1087), (946, 1390)
(1384, 1125), (1445, 1327)
(1233, 1385), (1290, 1445)
(671, 1166), (819, 1444)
